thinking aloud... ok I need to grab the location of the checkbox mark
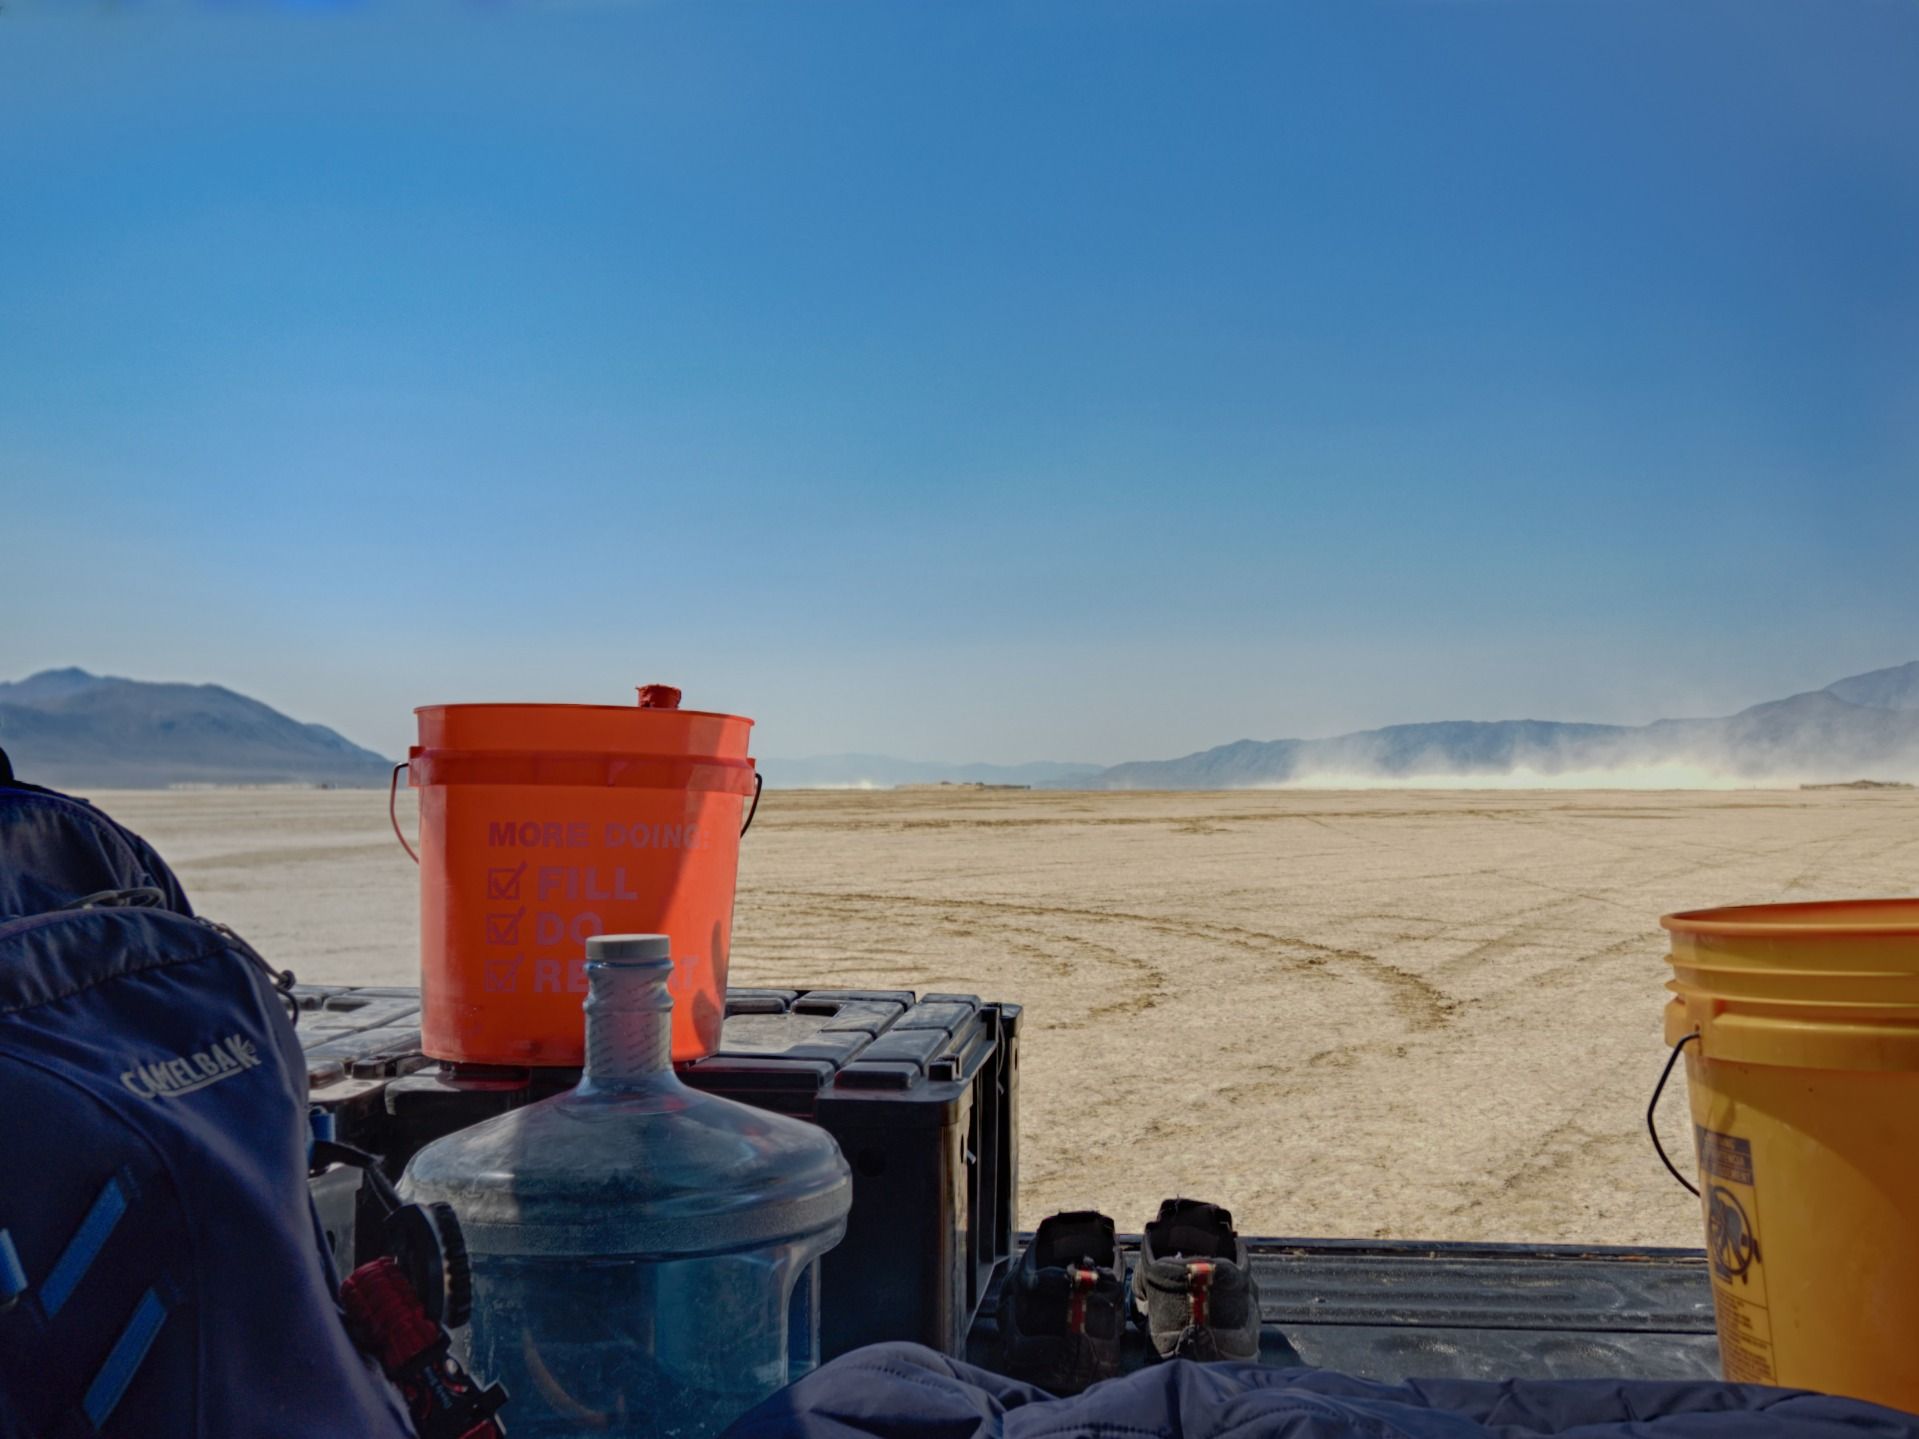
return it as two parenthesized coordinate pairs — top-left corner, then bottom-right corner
(485, 908), (525, 946)
(486, 862), (527, 901)
(484, 957), (523, 993)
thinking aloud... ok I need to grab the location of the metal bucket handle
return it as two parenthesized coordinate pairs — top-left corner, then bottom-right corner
(390, 762), (420, 864)
(1647, 1030), (1701, 1196)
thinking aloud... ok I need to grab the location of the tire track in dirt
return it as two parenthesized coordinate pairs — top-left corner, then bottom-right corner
(1506, 933), (1650, 993)
(1436, 999), (1670, 1228)
(1449, 1123), (1649, 1227)
(748, 888), (1459, 1031)
(1428, 896), (1595, 982)
(743, 890), (1179, 1021)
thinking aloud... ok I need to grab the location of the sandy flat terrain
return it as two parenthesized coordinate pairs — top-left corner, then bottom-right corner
(96, 785), (1919, 1248)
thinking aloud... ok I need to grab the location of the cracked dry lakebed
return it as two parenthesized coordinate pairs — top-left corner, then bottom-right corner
(98, 784), (1919, 1247)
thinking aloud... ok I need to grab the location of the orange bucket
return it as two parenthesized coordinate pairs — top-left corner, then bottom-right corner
(399, 686), (759, 1066)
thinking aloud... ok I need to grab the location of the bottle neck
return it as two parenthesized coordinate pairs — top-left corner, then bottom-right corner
(581, 958), (677, 1090)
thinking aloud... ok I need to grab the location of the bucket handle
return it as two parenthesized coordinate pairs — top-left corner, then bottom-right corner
(390, 762), (420, 864)
(392, 760), (761, 855)
(1646, 1031), (1701, 1196)
(740, 772), (764, 838)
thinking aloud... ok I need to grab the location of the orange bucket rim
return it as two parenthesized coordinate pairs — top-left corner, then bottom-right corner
(1662, 897), (1919, 939)
(414, 701), (752, 724)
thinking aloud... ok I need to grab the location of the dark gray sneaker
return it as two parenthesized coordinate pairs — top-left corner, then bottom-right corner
(1131, 1198), (1261, 1362)
(996, 1210), (1130, 1394)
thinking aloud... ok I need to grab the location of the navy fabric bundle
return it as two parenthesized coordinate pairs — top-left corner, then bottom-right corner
(724, 1342), (1919, 1439)
(0, 772), (192, 919)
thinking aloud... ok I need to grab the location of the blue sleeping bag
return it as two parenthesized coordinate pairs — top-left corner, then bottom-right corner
(723, 1342), (1919, 1439)
(0, 759), (193, 918)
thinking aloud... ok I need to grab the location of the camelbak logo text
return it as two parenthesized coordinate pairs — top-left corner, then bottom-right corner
(120, 1034), (263, 1099)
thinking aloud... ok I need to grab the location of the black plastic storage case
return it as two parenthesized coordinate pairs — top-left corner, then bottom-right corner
(300, 984), (1021, 1361)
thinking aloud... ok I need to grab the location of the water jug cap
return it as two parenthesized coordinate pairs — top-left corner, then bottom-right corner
(586, 934), (672, 965)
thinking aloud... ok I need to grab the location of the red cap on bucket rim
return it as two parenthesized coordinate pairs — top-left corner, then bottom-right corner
(413, 683), (748, 725)
(409, 688), (755, 777)
(1662, 897), (1919, 938)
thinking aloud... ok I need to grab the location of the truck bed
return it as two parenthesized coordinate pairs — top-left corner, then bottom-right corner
(969, 1237), (1718, 1382)
(299, 983), (1721, 1384)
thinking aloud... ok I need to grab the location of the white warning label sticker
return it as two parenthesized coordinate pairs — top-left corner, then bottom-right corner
(1696, 1125), (1776, 1383)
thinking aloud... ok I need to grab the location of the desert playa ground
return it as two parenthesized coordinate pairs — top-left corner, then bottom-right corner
(101, 785), (1919, 1249)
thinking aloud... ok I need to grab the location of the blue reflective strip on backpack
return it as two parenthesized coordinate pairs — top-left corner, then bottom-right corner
(40, 1172), (130, 1317)
(0, 1229), (25, 1307)
(83, 1287), (169, 1428)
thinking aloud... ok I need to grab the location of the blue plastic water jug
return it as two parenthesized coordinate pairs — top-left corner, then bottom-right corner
(401, 935), (852, 1438)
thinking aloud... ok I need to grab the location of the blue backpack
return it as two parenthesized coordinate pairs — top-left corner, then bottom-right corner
(0, 757), (417, 1437)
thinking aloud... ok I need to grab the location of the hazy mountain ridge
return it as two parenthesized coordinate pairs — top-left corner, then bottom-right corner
(9, 660), (1918, 792)
(0, 669), (1098, 791)
(0, 668), (392, 788)
(1823, 663), (1919, 712)
(1073, 661), (1919, 789)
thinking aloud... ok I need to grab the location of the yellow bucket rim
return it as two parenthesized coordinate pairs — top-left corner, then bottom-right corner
(1662, 897), (1919, 938)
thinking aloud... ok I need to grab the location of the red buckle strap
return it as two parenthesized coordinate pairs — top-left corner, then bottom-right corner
(1186, 1260), (1216, 1329)
(340, 1257), (507, 1438)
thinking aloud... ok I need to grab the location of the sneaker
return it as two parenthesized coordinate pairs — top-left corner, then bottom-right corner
(1131, 1198), (1261, 1362)
(996, 1210), (1130, 1393)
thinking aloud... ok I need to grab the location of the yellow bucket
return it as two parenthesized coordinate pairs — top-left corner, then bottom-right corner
(1661, 899), (1919, 1409)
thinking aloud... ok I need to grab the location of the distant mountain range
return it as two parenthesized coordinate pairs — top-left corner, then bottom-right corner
(0, 668), (391, 788)
(0, 670), (1099, 792)
(1070, 661), (1919, 789)
(6, 660), (1917, 791)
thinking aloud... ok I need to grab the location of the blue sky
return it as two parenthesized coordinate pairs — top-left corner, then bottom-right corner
(3, 0), (1916, 765)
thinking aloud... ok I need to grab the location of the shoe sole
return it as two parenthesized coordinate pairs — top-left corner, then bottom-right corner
(1148, 1326), (1260, 1364)
(1002, 1331), (1122, 1394)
